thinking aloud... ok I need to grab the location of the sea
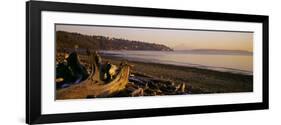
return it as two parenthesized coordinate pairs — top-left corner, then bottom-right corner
(99, 50), (253, 75)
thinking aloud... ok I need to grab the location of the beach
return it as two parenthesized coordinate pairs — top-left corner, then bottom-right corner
(55, 51), (253, 99)
(100, 54), (253, 94)
(55, 27), (254, 99)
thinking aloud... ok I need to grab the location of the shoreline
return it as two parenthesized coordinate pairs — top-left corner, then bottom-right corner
(56, 51), (253, 98)
(99, 54), (253, 93)
(99, 51), (253, 76)
(100, 53), (253, 76)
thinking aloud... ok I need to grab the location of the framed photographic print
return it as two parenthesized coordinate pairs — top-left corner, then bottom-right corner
(26, 1), (269, 124)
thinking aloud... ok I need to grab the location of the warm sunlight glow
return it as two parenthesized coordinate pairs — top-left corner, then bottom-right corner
(56, 24), (253, 51)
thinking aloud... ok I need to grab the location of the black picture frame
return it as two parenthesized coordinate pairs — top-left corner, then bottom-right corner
(26, 1), (269, 124)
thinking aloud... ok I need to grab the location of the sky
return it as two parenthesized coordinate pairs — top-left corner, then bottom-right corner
(56, 24), (253, 51)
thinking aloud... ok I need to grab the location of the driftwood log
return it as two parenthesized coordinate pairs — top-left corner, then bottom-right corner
(56, 52), (130, 99)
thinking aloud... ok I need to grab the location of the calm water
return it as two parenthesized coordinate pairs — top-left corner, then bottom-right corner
(100, 50), (253, 75)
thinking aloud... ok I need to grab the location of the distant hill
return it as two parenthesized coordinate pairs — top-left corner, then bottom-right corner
(56, 31), (173, 51)
(177, 49), (253, 55)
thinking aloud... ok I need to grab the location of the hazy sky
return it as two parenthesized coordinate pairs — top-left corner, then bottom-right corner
(56, 24), (253, 51)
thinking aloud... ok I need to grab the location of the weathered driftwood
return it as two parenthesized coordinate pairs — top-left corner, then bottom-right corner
(56, 52), (130, 99)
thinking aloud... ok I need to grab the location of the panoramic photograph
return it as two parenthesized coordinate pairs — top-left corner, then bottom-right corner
(55, 24), (253, 100)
